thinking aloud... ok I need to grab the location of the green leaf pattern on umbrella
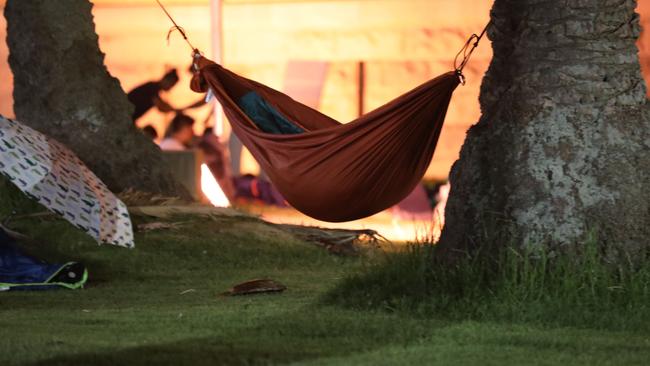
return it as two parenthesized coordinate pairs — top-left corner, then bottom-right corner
(0, 115), (134, 248)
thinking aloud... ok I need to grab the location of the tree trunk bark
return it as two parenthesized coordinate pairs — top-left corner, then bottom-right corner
(439, 0), (650, 257)
(4, 0), (186, 197)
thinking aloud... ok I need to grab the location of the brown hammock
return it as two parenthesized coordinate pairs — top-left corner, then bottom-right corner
(191, 56), (459, 222)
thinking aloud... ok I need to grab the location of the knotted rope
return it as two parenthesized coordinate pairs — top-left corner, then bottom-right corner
(454, 21), (491, 85)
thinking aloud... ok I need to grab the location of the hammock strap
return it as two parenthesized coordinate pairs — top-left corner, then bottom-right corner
(454, 21), (491, 85)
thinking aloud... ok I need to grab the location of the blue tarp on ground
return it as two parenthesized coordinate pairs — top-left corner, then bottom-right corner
(0, 228), (87, 291)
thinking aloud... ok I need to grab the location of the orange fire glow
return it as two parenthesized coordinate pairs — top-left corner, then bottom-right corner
(200, 164), (230, 207)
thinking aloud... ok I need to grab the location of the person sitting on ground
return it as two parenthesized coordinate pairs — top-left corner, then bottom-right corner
(159, 113), (195, 151)
(127, 69), (180, 122)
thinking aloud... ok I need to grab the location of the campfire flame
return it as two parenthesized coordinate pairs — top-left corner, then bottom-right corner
(200, 164), (230, 207)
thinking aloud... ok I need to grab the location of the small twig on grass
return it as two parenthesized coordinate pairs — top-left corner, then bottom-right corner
(137, 221), (189, 233)
(0, 223), (29, 240)
(4, 211), (55, 223)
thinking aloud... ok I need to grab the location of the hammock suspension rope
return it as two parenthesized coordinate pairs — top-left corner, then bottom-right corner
(156, 0), (197, 52)
(453, 21), (491, 85)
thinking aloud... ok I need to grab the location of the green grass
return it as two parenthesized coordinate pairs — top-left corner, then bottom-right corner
(1, 213), (649, 365)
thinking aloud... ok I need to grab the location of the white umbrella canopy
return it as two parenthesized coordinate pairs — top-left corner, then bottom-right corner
(0, 115), (134, 248)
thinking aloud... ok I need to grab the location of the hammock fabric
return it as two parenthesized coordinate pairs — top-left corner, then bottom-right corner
(191, 56), (459, 222)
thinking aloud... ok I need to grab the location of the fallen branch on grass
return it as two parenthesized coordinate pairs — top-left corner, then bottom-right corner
(276, 224), (389, 256)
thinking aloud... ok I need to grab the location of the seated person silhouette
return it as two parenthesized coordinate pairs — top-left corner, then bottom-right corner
(159, 113), (195, 151)
(127, 69), (180, 122)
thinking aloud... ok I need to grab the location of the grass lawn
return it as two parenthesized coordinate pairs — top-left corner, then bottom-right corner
(1, 210), (649, 365)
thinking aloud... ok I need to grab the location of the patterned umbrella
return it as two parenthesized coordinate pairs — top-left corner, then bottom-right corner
(0, 115), (134, 248)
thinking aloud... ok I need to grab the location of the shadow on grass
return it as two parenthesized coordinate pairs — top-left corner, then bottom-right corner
(28, 339), (309, 366)
(24, 304), (448, 366)
(25, 312), (650, 366)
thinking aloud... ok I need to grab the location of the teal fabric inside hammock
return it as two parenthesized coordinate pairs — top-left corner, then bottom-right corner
(238, 91), (305, 135)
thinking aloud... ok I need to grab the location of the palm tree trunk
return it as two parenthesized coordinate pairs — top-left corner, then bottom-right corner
(439, 0), (650, 258)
